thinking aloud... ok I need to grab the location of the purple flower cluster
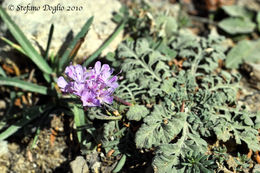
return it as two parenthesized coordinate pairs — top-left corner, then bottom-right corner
(57, 61), (119, 107)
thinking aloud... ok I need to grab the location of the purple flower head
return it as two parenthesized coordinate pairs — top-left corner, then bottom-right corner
(57, 61), (119, 107)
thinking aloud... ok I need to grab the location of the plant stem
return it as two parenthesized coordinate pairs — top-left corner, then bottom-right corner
(114, 95), (132, 106)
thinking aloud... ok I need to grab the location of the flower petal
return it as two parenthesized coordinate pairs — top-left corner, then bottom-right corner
(65, 64), (87, 82)
(98, 89), (113, 104)
(81, 90), (101, 107)
(64, 65), (74, 80)
(94, 61), (101, 74)
(72, 82), (86, 96)
(102, 95), (113, 104)
(107, 76), (118, 89)
(57, 77), (68, 90)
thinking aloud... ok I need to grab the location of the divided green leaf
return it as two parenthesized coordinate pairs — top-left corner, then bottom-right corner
(126, 105), (149, 121)
(135, 105), (186, 149)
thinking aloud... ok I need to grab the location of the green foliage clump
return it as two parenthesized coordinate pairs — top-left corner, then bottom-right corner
(94, 32), (260, 172)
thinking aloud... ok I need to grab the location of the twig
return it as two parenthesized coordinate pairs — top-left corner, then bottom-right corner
(180, 101), (185, 112)
(189, 15), (217, 25)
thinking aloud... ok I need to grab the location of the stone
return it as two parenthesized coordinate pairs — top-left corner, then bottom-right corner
(0, 100), (6, 109)
(1, 0), (123, 62)
(253, 164), (260, 173)
(237, 0), (260, 11)
(70, 156), (89, 173)
(0, 140), (8, 157)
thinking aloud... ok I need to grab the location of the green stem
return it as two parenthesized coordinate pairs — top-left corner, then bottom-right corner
(97, 112), (122, 120)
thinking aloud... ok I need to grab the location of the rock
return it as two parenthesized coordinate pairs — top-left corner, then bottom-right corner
(0, 100), (6, 109)
(1, 0), (123, 63)
(237, 0), (260, 11)
(253, 164), (260, 173)
(241, 62), (260, 90)
(0, 140), (8, 157)
(86, 151), (102, 172)
(70, 156), (89, 173)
